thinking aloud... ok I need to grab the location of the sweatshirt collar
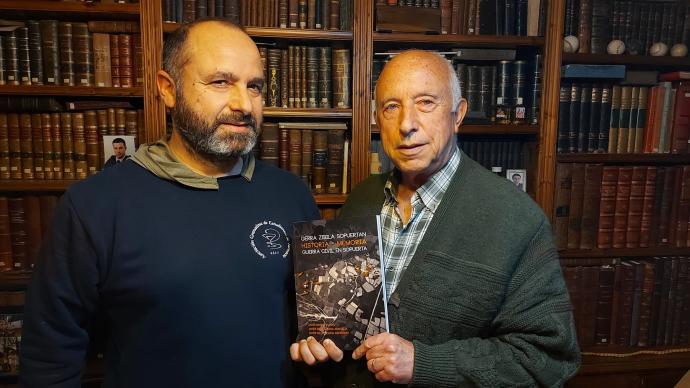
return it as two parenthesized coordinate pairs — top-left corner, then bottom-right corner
(131, 137), (255, 190)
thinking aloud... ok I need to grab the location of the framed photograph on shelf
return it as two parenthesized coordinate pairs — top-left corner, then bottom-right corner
(102, 135), (136, 169)
(506, 169), (526, 192)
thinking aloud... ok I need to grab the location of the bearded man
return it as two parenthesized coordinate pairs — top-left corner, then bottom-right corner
(20, 19), (319, 388)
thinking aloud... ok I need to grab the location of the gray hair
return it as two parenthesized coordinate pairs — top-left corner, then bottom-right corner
(374, 51), (462, 113)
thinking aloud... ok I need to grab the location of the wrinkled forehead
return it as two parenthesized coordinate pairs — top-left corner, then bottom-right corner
(376, 55), (450, 98)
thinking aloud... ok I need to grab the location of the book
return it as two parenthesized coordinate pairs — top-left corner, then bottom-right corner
(292, 216), (388, 350)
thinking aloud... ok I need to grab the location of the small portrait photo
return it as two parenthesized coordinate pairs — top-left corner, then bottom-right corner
(507, 169), (527, 192)
(103, 135), (136, 169)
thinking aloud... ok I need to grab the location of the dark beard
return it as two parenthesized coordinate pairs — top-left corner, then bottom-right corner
(171, 92), (260, 162)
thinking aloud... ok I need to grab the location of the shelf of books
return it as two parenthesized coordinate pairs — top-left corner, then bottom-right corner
(0, 0), (140, 18)
(263, 108), (352, 118)
(0, 3), (147, 381)
(562, 53), (690, 68)
(368, 1), (547, 192)
(552, 0), (690, 384)
(159, 1), (357, 202)
(0, 85), (144, 97)
(373, 32), (544, 48)
(557, 154), (690, 165)
(579, 348), (690, 374)
(163, 22), (354, 40)
(371, 123), (539, 135)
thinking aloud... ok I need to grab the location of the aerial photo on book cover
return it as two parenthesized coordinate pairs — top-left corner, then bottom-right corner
(292, 216), (388, 350)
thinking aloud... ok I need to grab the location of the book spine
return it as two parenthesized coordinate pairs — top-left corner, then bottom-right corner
(18, 114), (34, 180)
(84, 111), (99, 175)
(260, 123), (279, 166)
(58, 22), (75, 86)
(30, 114), (44, 180)
(317, 47), (333, 108)
(118, 34), (134, 88)
(60, 113), (74, 179)
(16, 27), (31, 86)
(307, 47), (319, 108)
(110, 35), (121, 88)
(4, 31), (19, 86)
(332, 48), (350, 108)
(93, 33), (112, 88)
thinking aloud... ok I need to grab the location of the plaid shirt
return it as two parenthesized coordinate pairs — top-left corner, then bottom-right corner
(380, 147), (461, 295)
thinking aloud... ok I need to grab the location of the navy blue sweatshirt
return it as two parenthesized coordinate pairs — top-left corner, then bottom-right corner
(20, 160), (319, 387)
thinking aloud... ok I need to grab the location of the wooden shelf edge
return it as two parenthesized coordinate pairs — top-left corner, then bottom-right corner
(0, 85), (143, 97)
(557, 153), (690, 164)
(0, 180), (77, 191)
(163, 23), (353, 40)
(373, 32), (545, 47)
(0, 271), (32, 290)
(559, 247), (690, 258)
(314, 194), (347, 205)
(562, 53), (690, 67)
(579, 348), (690, 374)
(264, 108), (352, 118)
(370, 124), (539, 135)
(0, 0), (139, 14)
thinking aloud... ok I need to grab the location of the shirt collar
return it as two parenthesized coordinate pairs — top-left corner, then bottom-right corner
(383, 146), (461, 212)
(132, 137), (256, 190)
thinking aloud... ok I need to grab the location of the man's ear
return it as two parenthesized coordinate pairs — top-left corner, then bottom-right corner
(453, 98), (468, 134)
(157, 70), (177, 109)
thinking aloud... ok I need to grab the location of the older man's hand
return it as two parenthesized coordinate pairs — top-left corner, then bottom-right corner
(352, 333), (414, 384)
(290, 337), (344, 365)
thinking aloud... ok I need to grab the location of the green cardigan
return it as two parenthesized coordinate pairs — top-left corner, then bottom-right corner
(329, 152), (580, 387)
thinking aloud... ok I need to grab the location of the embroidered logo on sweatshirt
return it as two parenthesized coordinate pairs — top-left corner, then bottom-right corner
(250, 221), (290, 259)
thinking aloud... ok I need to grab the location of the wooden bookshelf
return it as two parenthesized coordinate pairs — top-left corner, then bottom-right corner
(579, 349), (690, 374)
(0, 85), (144, 97)
(0, 272), (31, 291)
(0, 180), (78, 192)
(314, 194), (348, 205)
(0, 0), (139, 19)
(370, 123), (539, 135)
(372, 32), (545, 48)
(556, 153), (690, 164)
(562, 53), (690, 68)
(263, 108), (352, 118)
(162, 22), (354, 41)
(559, 247), (690, 258)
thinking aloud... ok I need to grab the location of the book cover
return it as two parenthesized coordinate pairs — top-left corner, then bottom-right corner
(292, 216), (388, 350)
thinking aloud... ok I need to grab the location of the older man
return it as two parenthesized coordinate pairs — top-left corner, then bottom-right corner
(21, 20), (319, 387)
(292, 50), (580, 387)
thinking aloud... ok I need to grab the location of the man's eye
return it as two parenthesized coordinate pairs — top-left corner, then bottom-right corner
(419, 99), (434, 106)
(384, 104), (399, 112)
(248, 83), (262, 91)
(211, 80), (228, 86)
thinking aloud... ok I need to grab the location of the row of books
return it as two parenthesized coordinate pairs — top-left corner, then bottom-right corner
(565, 0), (690, 55)
(563, 257), (690, 348)
(163, 0), (353, 31)
(377, 0), (546, 36)
(257, 122), (348, 194)
(372, 53), (541, 125)
(259, 46), (351, 109)
(0, 195), (59, 272)
(557, 81), (690, 154)
(0, 314), (21, 375)
(0, 109), (143, 180)
(369, 138), (530, 175)
(554, 164), (690, 251)
(0, 21), (143, 88)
